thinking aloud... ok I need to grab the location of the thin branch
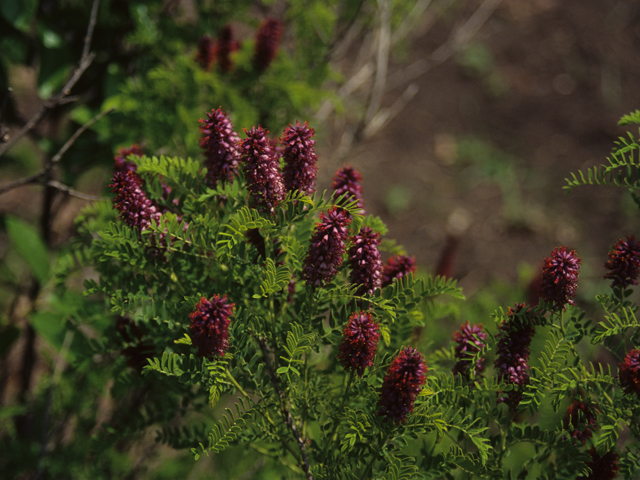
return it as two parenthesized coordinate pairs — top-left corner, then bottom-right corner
(364, 0), (391, 125)
(51, 107), (114, 165)
(257, 337), (314, 480)
(45, 181), (102, 201)
(0, 0), (101, 157)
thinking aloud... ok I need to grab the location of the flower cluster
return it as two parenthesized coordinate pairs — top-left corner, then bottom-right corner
(348, 227), (382, 296)
(302, 207), (351, 289)
(195, 35), (216, 70)
(216, 25), (239, 73)
(332, 166), (365, 214)
(115, 316), (154, 371)
(619, 349), (640, 397)
(281, 121), (318, 196)
(495, 303), (536, 409)
(199, 108), (241, 189)
(377, 347), (427, 423)
(114, 144), (144, 174)
(563, 399), (599, 444)
(540, 246), (581, 310)
(110, 170), (161, 231)
(254, 18), (283, 71)
(240, 126), (285, 213)
(189, 295), (234, 358)
(605, 236), (640, 289)
(452, 322), (487, 382)
(337, 311), (380, 377)
(578, 447), (620, 480)
(381, 255), (417, 288)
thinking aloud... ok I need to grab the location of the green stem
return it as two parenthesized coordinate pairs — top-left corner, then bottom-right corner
(323, 372), (354, 460)
(361, 434), (389, 480)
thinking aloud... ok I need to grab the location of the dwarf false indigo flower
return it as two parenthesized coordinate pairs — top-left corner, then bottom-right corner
(348, 227), (382, 296)
(189, 295), (234, 358)
(281, 121), (318, 196)
(619, 349), (640, 397)
(540, 246), (581, 311)
(578, 447), (620, 480)
(240, 126), (285, 214)
(216, 26), (239, 73)
(110, 170), (161, 231)
(302, 207), (351, 289)
(563, 399), (598, 444)
(115, 316), (154, 371)
(605, 236), (640, 289)
(381, 255), (417, 288)
(452, 322), (487, 381)
(199, 108), (241, 189)
(114, 144), (144, 173)
(377, 347), (427, 423)
(495, 303), (536, 409)
(337, 311), (380, 377)
(196, 35), (216, 70)
(332, 166), (365, 214)
(254, 18), (283, 71)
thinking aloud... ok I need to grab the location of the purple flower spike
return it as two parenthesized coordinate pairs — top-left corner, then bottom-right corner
(302, 207), (351, 290)
(348, 227), (382, 296)
(114, 144), (144, 174)
(199, 108), (241, 189)
(563, 399), (598, 444)
(110, 170), (161, 231)
(605, 236), (640, 289)
(282, 121), (318, 196)
(216, 26), (239, 73)
(381, 255), (417, 288)
(619, 349), (640, 397)
(240, 126), (285, 213)
(377, 347), (427, 423)
(189, 295), (234, 358)
(337, 311), (380, 377)
(495, 303), (536, 410)
(196, 35), (216, 71)
(332, 166), (365, 214)
(254, 18), (283, 71)
(452, 322), (487, 382)
(540, 246), (581, 311)
(578, 447), (620, 480)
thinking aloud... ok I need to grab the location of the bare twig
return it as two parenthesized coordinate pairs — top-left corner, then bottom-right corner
(0, 0), (101, 157)
(46, 181), (103, 201)
(364, 0), (391, 125)
(257, 337), (314, 480)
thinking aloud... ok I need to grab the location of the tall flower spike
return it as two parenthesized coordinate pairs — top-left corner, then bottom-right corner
(195, 35), (216, 70)
(189, 295), (234, 358)
(377, 347), (427, 423)
(348, 227), (382, 296)
(332, 166), (365, 214)
(240, 126), (285, 213)
(495, 303), (536, 409)
(619, 349), (640, 397)
(114, 144), (144, 174)
(199, 108), (241, 189)
(563, 399), (598, 444)
(254, 18), (283, 71)
(452, 322), (487, 382)
(216, 25), (239, 73)
(605, 236), (640, 289)
(110, 170), (161, 231)
(302, 207), (351, 290)
(578, 447), (620, 480)
(381, 255), (417, 288)
(337, 311), (380, 377)
(281, 121), (318, 196)
(540, 246), (581, 311)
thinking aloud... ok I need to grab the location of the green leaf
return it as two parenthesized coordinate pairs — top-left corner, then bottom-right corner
(0, 0), (38, 32)
(5, 216), (50, 284)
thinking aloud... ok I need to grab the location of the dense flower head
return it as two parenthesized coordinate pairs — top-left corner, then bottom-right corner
(540, 246), (581, 310)
(115, 316), (154, 371)
(337, 311), (380, 376)
(281, 121), (318, 196)
(605, 236), (640, 289)
(302, 207), (351, 289)
(195, 35), (216, 70)
(578, 447), (620, 480)
(332, 166), (365, 214)
(254, 18), (283, 71)
(452, 322), (487, 381)
(240, 126), (285, 213)
(110, 170), (161, 231)
(114, 144), (144, 173)
(381, 255), (417, 288)
(348, 227), (382, 296)
(199, 108), (241, 189)
(563, 399), (599, 444)
(377, 347), (427, 423)
(216, 25), (239, 73)
(495, 303), (536, 409)
(189, 295), (234, 358)
(619, 348), (640, 397)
